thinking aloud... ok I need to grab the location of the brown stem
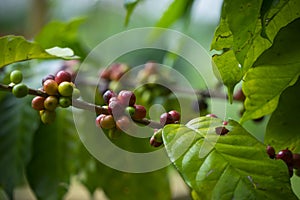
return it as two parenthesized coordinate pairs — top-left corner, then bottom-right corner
(0, 83), (163, 129)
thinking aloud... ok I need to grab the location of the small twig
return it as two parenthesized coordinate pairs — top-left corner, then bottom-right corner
(0, 83), (163, 129)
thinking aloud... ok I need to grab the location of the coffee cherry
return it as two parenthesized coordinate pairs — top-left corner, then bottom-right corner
(72, 88), (81, 99)
(222, 121), (228, 126)
(288, 165), (294, 177)
(40, 110), (56, 124)
(58, 81), (73, 97)
(100, 115), (116, 129)
(276, 149), (293, 165)
(153, 129), (163, 143)
(168, 110), (180, 122)
(293, 153), (300, 169)
(12, 83), (28, 98)
(55, 70), (72, 84)
(160, 112), (174, 126)
(31, 96), (45, 110)
(10, 70), (23, 84)
(118, 90), (136, 106)
(44, 96), (58, 111)
(108, 100), (124, 117)
(42, 74), (55, 85)
(132, 105), (146, 120)
(266, 145), (275, 159)
(215, 126), (229, 135)
(150, 136), (163, 147)
(95, 114), (106, 127)
(233, 89), (245, 102)
(116, 116), (130, 131)
(103, 90), (116, 104)
(125, 106), (135, 116)
(59, 97), (71, 108)
(43, 79), (58, 95)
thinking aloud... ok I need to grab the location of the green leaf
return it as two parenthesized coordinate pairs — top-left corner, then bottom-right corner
(26, 109), (78, 200)
(265, 78), (300, 153)
(155, 0), (193, 28)
(211, 0), (300, 94)
(241, 18), (300, 122)
(34, 18), (86, 58)
(162, 117), (297, 199)
(124, 0), (140, 26)
(0, 95), (39, 196)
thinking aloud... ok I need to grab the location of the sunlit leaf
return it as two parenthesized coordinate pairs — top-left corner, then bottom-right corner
(241, 18), (300, 122)
(0, 95), (39, 197)
(265, 78), (300, 153)
(163, 117), (297, 199)
(124, 0), (140, 26)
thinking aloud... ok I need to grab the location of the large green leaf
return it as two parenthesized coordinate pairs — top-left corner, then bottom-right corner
(0, 95), (39, 197)
(211, 0), (300, 98)
(265, 78), (300, 153)
(241, 18), (300, 122)
(34, 18), (86, 58)
(26, 109), (78, 200)
(0, 36), (77, 68)
(162, 116), (297, 199)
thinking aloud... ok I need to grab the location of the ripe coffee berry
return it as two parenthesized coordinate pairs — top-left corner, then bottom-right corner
(100, 115), (116, 129)
(132, 105), (146, 120)
(108, 100), (124, 117)
(103, 90), (116, 104)
(293, 153), (300, 169)
(168, 110), (180, 122)
(44, 96), (58, 111)
(116, 116), (131, 131)
(58, 81), (73, 97)
(266, 145), (276, 159)
(42, 74), (55, 85)
(40, 110), (56, 124)
(160, 112), (174, 126)
(10, 70), (23, 84)
(31, 96), (45, 110)
(118, 90), (136, 106)
(150, 136), (163, 147)
(276, 149), (293, 164)
(43, 79), (58, 95)
(55, 70), (72, 84)
(95, 114), (106, 127)
(12, 83), (28, 98)
(215, 126), (229, 135)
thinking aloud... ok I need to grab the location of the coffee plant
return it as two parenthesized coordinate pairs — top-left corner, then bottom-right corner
(0, 0), (300, 199)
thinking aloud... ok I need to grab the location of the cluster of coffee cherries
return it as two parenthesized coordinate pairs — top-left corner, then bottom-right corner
(149, 110), (181, 147)
(9, 70), (29, 98)
(31, 70), (80, 124)
(95, 90), (147, 137)
(266, 145), (300, 177)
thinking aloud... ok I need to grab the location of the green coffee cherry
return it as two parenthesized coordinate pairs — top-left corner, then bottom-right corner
(40, 110), (56, 124)
(72, 88), (81, 99)
(10, 70), (23, 84)
(12, 83), (28, 98)
(44, 96), (58, 111)
(125, 106), (135, 116)
(58, 81), (73, 97)
(59, 97), (72, 108)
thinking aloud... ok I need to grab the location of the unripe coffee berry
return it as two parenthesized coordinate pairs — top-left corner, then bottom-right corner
(266, 145), (276, 159)
(10, 70), (23, 84)
(160, 112), (174, 126)
(55, 70), (72, 84)
(168, 110), (180, 122)
(125, 106), (135, 116)
(58, 81), (74, 97)
(150, 136), (163, 147)
(132, 105), (146, 120)
(44, 96), (58, 111)
(12, 83), (28, 98)
(59, 97), (71, 108)
(43, 79), (58, 95)
(40, 110), (56, 124)
(118, 90), (136, 106)
(31, 96), (45, 110)
(100, 115), (116, 129)
(72, 88), (81, 99)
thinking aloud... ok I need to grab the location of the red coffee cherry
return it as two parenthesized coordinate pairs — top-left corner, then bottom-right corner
(31, 96), (45, 111)
(118, 90), (136, 106)
(132, 105), (146, 120)
(55, 70), (72, 84)
(215, 126), (229, 135)
(266, 145), (276, 159)
(103, 90), (116, 104)
(276, 149), (293, 165)
(293, 153), (300, 169)
(150, 136), (163, 147)
(168, 110), (181, 122)
(160, 112), (174, 126)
